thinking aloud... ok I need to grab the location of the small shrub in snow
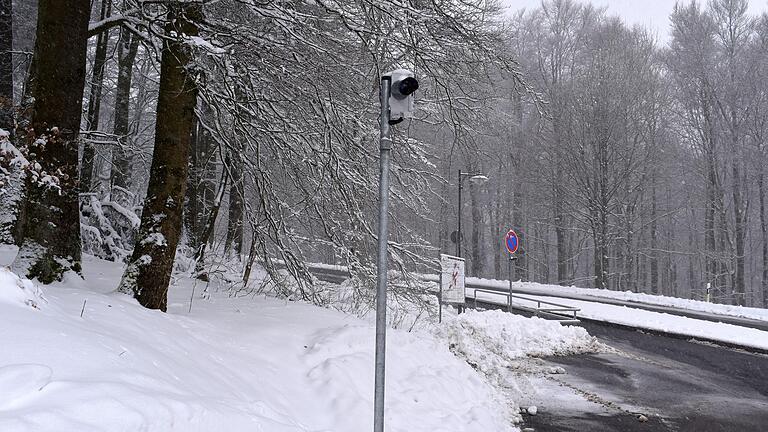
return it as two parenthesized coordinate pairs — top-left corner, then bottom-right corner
(0, 267), (46, 309)
(80, 192), (139, 262)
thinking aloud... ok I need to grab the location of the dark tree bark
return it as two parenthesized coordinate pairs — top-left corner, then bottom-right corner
(11, 0), (90, 282)
(80, 0), (111, 192)
(242, 229), (259, 286)
(117, 4), (201, 311)
(111, 27), (139, 190)
(492, 183), (503, 279)
(650, 185), (659, 294)
(469, 181), (482, 276)
(732, 161), (747, 306)
(554, 181), (569, 285)
(0, 0), (20, 246)
(184, 104), (216, 250)
(194, 169), (228, 279)
(184, 116), (200, 248)
(224, 152), (244, 257)
(224, 69), (247, 258)
(0, 0), (12, 132)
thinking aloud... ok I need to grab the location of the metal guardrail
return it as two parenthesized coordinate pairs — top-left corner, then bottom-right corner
(471, 288), (580, 323)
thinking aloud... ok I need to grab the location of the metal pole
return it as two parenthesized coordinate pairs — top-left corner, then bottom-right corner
(438, 272), (443, 324)
(373, 75), (392, 432)
(508, 255), (513, 312)
(456, 169), (462, 257)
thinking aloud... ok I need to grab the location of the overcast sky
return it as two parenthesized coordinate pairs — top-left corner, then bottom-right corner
(504, 0), (768, 44)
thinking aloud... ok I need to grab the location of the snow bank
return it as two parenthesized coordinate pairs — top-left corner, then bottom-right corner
(304, 324), (515, 432)
(535, 295), (768, 352)
(435, 310), (599, 385)
(0, 267), (45, 309)
(466, 277), (768, 322)
(0, 256), (518, 432)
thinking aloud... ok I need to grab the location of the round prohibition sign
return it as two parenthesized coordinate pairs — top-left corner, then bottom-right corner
(504, 230), (519, 254)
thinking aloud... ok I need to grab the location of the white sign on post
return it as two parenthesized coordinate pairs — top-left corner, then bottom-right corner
(440, 254), (466, 305)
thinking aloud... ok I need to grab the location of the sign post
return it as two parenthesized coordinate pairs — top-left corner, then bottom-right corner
(504, 230), (519, 312)
(439, 254), (465, 322)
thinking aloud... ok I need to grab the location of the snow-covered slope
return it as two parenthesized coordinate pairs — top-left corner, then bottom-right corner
(0, 250), (598, 432)
(0, 260), (514, 431)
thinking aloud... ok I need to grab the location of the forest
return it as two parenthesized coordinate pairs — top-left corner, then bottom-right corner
(1, 0), (767, 311)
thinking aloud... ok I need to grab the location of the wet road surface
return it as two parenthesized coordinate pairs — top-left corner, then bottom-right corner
(520, 321), (768, 431)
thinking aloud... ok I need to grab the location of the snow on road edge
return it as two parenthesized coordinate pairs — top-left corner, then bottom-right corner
(468, 277), (768, 322)
(434, 310), (600, 387)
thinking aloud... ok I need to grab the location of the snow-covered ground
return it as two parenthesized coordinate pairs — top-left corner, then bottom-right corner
(467, 278), (768, 322)
(0, 247), (598, 431)
(475, 290), (768, 351)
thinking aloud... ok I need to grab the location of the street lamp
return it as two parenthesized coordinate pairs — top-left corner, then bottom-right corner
(456, 169), (489, 258)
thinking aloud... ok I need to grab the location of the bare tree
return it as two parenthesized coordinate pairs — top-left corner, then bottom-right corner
(0, 0), (11, 132)
(10, 0), (90, 282)
(117, 3), (202, 310)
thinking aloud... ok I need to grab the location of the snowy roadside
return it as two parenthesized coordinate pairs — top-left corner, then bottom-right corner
(467, 277), (768, 322)
(0, 251), (599, 432)
(475, 290), (768, 351)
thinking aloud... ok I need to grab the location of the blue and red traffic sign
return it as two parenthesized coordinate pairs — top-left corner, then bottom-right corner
(504, 229), (519, 254)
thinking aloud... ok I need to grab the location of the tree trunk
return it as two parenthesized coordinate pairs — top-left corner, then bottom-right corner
(492, 186), (502, 279)
(593, 218), (609, 290)
(554, 180), (568, 285)
(0, 0), (20, 245)
(0, 0), (12, 132)
(224, 73), (246, 258)
(224, 152), (244, 257)
(242, 230), (259, 287)
(117, 4), (201, 311)
(111, 28), (140, 190)
(731, 161), (747, 306)
(194, 168), (228, 279)
(759, 168), (768, 308)
(79, 0), (110, 192)
(512, 189), (527, 281)
(184, 115), (200, 249)
(0, 133), (25, 245)
(469, 181), (482, 276)
(184, 104), (216, 249)
(650, 185), (659, 294)
(11, 0), (89, 282)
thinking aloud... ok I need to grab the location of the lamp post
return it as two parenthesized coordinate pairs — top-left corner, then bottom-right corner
(456, 169), (489, 258)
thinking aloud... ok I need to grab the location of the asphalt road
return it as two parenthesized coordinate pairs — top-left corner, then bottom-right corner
(520, 321), (768, 432)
